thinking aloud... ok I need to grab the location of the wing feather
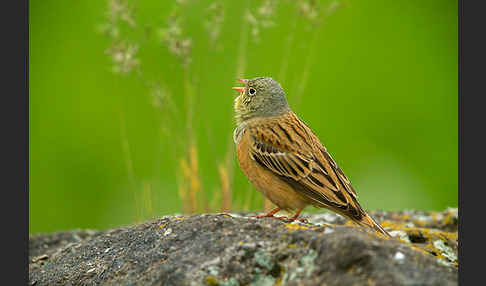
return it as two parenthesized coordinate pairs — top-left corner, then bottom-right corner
(247, 113), (360, 211)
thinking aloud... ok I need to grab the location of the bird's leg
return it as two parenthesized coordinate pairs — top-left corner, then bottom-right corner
(288, 209), (303, 221)
(251, 207), (281, 219)
(277, 209), (308, 223)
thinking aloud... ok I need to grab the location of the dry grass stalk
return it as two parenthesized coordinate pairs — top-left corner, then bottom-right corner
(178, 145), (204, 214)
(188, 145), (202, 212)
(218, 164), (231, 212)
(179, 158), (191, 212)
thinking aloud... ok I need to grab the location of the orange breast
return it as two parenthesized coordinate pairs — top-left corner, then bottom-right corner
(235, 126), (310, 211)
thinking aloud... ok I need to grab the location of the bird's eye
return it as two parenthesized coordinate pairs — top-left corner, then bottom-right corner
(249, 88), (256, 95)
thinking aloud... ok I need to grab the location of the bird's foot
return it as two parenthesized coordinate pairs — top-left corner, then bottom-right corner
(278, 209), (308, 223)
(251, 213), (276, 219)
(249, 208), (308, 223)
(250, 207), (281, 219)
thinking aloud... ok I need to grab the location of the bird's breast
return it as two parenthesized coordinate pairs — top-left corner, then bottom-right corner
(234, 124), (310, 211)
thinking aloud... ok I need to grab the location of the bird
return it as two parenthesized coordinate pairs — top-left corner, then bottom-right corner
(232, 77), (390, 237)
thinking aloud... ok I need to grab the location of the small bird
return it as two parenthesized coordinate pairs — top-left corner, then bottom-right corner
(232, 77), (390, 237)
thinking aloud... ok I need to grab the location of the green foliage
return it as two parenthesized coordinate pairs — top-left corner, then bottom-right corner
(29, 0), (457, 234)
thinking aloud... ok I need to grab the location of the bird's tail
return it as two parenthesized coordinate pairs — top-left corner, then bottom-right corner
(356, 213), (391, 238)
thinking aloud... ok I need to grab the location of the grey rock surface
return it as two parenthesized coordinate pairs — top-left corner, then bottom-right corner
(29, 209), (458, 286)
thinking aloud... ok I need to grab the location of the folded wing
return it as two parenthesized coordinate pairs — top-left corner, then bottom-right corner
(248, 112), (363, 219)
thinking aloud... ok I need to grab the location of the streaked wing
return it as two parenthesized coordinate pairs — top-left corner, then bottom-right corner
(247, 112), (359, 213)
(317, 145), (358, 199)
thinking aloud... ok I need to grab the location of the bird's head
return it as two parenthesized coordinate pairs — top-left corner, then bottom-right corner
(232, 77), (290, 124)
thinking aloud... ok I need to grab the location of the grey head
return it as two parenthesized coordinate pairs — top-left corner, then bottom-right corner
(233, 77), (290, 124)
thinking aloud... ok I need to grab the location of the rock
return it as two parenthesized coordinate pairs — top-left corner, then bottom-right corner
(29, 209), (458, 286)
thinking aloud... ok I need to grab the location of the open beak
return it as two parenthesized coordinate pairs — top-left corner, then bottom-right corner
(232, 78), (248, 95)
(236, 78), (248, 84)
(232, 86), (245, 94)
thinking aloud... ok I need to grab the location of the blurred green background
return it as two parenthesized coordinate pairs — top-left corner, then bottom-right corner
(29, 0), (457, 234)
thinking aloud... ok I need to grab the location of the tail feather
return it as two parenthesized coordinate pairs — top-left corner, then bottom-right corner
(357, 214), (391, 237)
